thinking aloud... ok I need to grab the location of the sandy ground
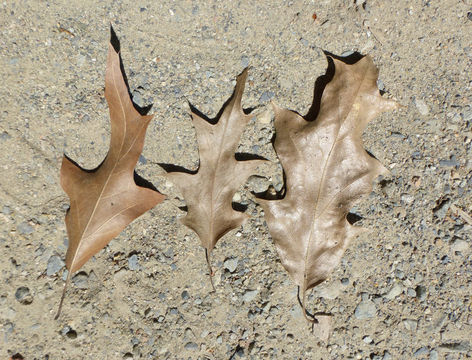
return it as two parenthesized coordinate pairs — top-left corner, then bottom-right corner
(1, 0), (471, 359)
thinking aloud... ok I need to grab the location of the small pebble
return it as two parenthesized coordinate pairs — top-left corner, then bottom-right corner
(242, 289), (259, 302)
(363, 335), (373, 344)
(2, 205), (11, 215)
(377, 79), (385, 92)
(224, 258), (238, 273)
(72, 271), (89, 289)
(61, 325), (77, 339)
(185, 342), (198, 350)
(128, 254), (139, 271)
(0, 131), (12, 141)
(47, 255), (65, 276)
(181, 290), (190, 300)
(438, 155), (459, 168)
(17, 222), (34, 235)
(15, 286), (33, 305)
(241, 56), (249, 68)
(132, 90), (144, 108)
(258, 91), (275, 103)
(138, 155), (147, 165)
(413, 346), (429, 357)
(169, 307), (179, 315)
(385, 283), (403, 300)
(451, 239), (468, 253)
(354, 298), (377, 319)
(415, 98), (429, 116)
(403, 319), (418, 331)
(416, 285), (427, 301)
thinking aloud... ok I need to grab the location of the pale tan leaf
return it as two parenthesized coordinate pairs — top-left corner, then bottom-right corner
(258, 55), (399, 323)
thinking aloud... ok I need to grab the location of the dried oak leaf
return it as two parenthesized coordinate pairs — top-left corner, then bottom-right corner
(258, 56), (398, 326)
(166, 69), (262, 286)
(56, 37), (164, 318)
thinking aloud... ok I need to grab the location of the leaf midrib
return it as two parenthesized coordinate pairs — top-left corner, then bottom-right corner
(207, 107), (234, 248)
(70, 60), (142, 270)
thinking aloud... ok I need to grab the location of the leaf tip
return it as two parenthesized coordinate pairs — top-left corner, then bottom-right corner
(109, 24), (120, 54)
(233, 67), (249, 107)
(270, 100), (280, 113)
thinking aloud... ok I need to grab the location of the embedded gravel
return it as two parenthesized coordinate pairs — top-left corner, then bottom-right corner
(1, 0), (471, 359)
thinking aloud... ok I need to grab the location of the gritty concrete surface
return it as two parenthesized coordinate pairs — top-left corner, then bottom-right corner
(0, 0), (471, 359)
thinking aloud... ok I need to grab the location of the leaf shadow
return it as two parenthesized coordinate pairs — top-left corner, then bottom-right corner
(157, 163), (197, 175)
(134, 171), (159, 192)
(62, 154), (159, 193)
(187, 67), (256, 125)
(297, 286), (332, 323)
(110, 25), (152, 116)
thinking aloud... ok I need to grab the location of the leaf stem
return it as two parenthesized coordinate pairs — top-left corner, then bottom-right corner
(297, 286), (317, 325)
(55, 270), (71, 320)
(205, 248), (216, 292)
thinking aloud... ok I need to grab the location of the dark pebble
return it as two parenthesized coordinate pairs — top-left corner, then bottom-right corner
(15, 286), (33, 305)
(66, 329), (77, 339)
(181, 290), (190, 300)
(184, 342), (198, 350)
(416, 285), (427, 301)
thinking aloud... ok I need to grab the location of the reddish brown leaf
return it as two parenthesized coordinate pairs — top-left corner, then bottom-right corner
(56, 37), (164, 318)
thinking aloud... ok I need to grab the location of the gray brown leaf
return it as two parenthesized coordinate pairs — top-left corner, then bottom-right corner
(167, 69), (262, 283)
